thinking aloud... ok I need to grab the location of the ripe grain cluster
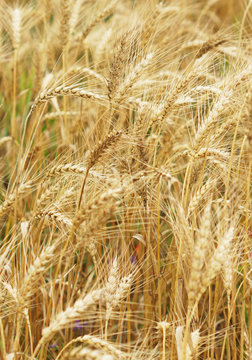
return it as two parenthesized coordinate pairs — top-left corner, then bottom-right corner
(0, 1), (251, 359)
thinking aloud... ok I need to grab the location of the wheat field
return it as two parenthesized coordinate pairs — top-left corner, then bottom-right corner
(0, 0), (251, 359)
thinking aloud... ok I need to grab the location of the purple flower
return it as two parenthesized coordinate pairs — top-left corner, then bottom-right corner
(73, 320), (88, 331)
(73, 320), (82, 331)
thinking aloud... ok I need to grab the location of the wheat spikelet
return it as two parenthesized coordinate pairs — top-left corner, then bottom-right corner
(188, 179), (216, 216)
(196, 36), (226, 59)
(33, 46), (45, 96)
(87, 130), (122, 169)
(74, 198), (121, 251)
(38, 262), (131, 351)
(65, 347), (114, 360)
(77, 131), (122, 209)
(42, 111), (80, 120)
(192, 148), (230, 162)
(24, 145), (41, 169)
(213, 116), (240, 142)
(193, 88), (234, 153)
(32, 86), (106, 110)
(39, 288), (104, 345)
(140, 5), (161, 51)
(222, 245), (233, 299)
(74, 335), (124, 358)
(107, 31), (130, 100)
(151, 61), (205, 125)
(199, 226), (234, 301)
(187, 329), (200, 360)
(96, 28), (113, 61)
(2, 282), (19, 305)
(35, 183), (61, 209)
(188, 202), (211, 304)
(60, 334), (126, 359)
(104, 258), (119, 306)
(11, 8), (21, 50)
(49, 164), (87, 176)
(110, 274), (133, 309)
(0, 136), (12, 148)
(76, 0), (118, 42)
(35, 209), (73, 228)
(0, 181), (33, 218)
(60, 0), (70, 47)
(69, 0), (82, 35)
(74, 187), (122, 230)
(115, 52), (154, 103)
(18, 245), (56, 305)
(176, 327), (200, 360)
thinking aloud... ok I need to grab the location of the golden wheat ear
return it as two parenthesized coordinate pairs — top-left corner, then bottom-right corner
(77, 130), (122, 210)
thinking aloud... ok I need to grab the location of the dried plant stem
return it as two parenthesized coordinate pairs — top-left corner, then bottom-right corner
(224, 115), (240, 207)
(12, 49), (17, 138)
(157, 322), (170, 360)
(236, 135), (247, 177)
(24, 308), (33, 354)
(77, 168), (89, 210)
(0, 320), (6, 360)
(180, 303), (198, 360)
(63, 46), (69, 143)
(163, 327), (166, 360)
(11, 48), (18, 168)
(182, 159), (193, 209)
(157, 179), (162, 321)
(240, 161), (251, 360)
(143, 205), (153, 343)
(14, 313), (22, 358)
(60, 0), (70, 142)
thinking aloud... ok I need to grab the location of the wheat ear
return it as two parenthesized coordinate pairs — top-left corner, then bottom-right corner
(0, 181), (33, 218)
(114, 52), (154, 103)
(0, 136), (13, 148)
(188, 202), (211, 304)
(18, 245), (56, 306)
(60, 0), (70, 48)
(77, 130), (122, 210)
(32, 86), (105, 110)
(193, 89), (234, 153)
(198, 226), (234, 303)
(196, 37), (226, 59)
(64, 347), (114, 360)
(107, 31), (130, 101)
(58, 335), (125, 360)
(11, 8), (21, 50)
(74, 187), (122, 231)
(35, 209), (73, 228)
(33, 288), (104, 357)
(76, 0), (118, 42)
(188, 179), (216, 216)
